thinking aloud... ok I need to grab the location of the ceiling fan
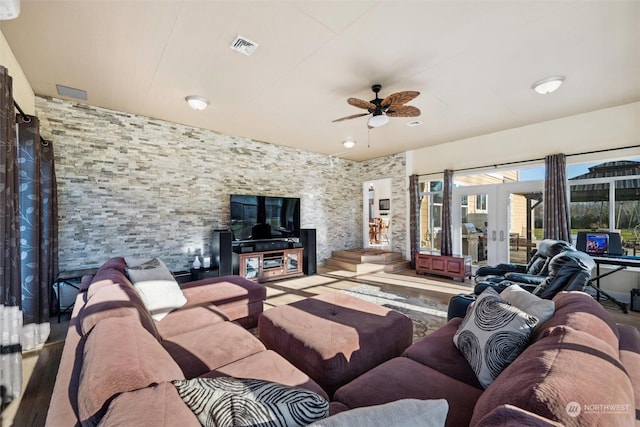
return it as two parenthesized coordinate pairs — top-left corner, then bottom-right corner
(332, 84), (421, 128)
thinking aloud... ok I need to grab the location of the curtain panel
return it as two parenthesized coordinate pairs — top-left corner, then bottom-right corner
(544, 154), (571, 242)
(0, 65), (23, 404)
(17, 116), (57, 350)
(409, 175), (419, 268)
(440, 169), (454, 256)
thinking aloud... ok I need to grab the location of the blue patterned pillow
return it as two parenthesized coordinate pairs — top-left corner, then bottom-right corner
(172, 377), (329, 427)
(453, 288), (539, 388)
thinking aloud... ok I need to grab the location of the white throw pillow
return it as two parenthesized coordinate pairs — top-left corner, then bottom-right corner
(500, 284), (555, 326)
(133, 279), (187, 321)
(453, 288), (539, 388)
(307, 399), (448, 427)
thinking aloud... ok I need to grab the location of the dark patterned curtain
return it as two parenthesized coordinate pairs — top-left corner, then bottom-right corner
(18, 115), (57, 350)
(409, 174), (419, 268)
(0, 66), (23, 405)
(440, 169), (454, 255)
(544, 153), (571, 242)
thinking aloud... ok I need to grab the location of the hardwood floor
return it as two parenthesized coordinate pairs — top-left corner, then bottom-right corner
(4, 266), (639, 426)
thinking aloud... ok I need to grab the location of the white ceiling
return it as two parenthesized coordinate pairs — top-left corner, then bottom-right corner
(1, 1), (639, 161)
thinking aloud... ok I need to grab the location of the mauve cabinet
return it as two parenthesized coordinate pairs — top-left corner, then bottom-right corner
(415, 253), (472, 281)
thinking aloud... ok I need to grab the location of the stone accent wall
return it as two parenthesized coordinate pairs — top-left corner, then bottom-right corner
(36, 97), (363, 271)
(361, 153), (409, 259)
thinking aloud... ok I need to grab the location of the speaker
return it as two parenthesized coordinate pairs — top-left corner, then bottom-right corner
(211, 230), (233, 276)
(631, 289), (640, 312)
(254, 240), (289, 252)
(300, 228), (316, 275)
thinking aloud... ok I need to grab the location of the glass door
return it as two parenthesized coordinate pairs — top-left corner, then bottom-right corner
(453, 181), (543, 268)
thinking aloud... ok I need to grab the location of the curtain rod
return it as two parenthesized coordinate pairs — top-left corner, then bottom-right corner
(13, 100), (30, 122)
(417, 144), (640, 177)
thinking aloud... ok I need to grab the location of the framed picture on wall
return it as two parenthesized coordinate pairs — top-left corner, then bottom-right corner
(379, 199), (390, 211)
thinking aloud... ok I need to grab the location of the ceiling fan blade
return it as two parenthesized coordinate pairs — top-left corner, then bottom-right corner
(386, 105), (421, 117)
(332, 112), (370, 122)
(347, 97), (376, 110)
(381, 91), (420, 108)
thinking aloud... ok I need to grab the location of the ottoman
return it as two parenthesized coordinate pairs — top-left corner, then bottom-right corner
(258, 291), (413, 396)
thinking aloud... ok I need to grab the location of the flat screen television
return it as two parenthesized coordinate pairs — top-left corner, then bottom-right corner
(585, 232), (609, 255)
(230, 194), (301, 241)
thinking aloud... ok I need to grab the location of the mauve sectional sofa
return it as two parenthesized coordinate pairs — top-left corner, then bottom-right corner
(47, 256), (640, 426)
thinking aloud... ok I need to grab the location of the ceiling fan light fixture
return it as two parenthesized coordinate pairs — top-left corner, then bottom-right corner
(368, 114), (389, 128)
(342, 139), (356, 149)
(532, 76), (565, 94)
(186, 95), (209, 111)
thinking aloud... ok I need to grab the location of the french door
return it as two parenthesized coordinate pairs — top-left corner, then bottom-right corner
(452, 180), (543, 268)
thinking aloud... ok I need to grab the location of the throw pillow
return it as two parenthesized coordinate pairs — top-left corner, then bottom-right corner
(453, 288), (539, 388)
(133, 279), (187, 321)
(307, 399), (448, 427)
(500, 284), (555, 326)
(172, 377), (329, 427)
(126, 257), (175, 282)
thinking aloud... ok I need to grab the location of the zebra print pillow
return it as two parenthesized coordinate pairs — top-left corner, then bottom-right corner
(453, 288), (539, 389)
(172, 377), (329, 427)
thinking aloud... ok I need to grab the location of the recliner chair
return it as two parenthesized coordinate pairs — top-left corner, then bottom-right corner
(447, 248), (595, 320)
(474, 239), (573, 288)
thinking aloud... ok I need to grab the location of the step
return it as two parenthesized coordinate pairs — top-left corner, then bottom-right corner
(331, 250), (403, 264)
(324, 258), (386, 273)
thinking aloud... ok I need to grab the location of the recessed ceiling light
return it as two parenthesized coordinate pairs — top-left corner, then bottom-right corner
(342, 139), (356, 149)
(407, 120), (422, 127)
(532, 76), (565, 94)
(185, 95), (209, 111)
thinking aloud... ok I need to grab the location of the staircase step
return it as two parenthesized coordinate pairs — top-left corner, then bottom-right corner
(324, 258), (386, 273)
(331, 250), (403, 264)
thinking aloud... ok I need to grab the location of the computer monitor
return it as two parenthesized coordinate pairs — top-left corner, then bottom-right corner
(585, 233), (609, 255)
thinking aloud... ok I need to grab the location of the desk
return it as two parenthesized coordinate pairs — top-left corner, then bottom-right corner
(591, 256), (640, 313)
(54, 268), (99, 322)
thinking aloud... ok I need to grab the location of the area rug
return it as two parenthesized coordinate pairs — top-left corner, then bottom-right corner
(341, 284), (449, 342)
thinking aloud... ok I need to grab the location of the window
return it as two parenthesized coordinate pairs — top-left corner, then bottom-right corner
(568, 159), (640, 245)
(419, 180), (443, 251)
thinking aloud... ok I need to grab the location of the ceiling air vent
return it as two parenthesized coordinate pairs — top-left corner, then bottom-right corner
(56, 84), (88, 101)
(230, 35), (258, 56)
(407, 120), (422, 127)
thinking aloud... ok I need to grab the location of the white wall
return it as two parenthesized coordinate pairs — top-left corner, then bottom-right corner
(409, 102), (640, 176)
(0, 29), (35, 114)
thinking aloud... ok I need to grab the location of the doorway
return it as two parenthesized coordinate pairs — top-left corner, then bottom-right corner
(452, 180), (543, 268)
(363, 178), (392, 249)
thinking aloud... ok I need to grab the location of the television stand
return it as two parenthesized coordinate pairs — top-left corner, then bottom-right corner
(235, 248), (303, 282)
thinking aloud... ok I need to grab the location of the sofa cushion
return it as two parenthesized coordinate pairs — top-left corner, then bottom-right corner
(78, 317), (184, 426)
(332, 357), (483, 427)
(307, 399), (448, 427)
(500, 284), (555, 326)
(403, 318), (482, 389)
(81, 282), (159, 339)
(470, 325), (635, 426)
(474, 404), (564, 426)
(155, 303), (229, 339)
(532, 291), (620, 350)
(162, 321), (266, 378)
(97, 382), (200, 427)
(172, 377), (329, 427)
(454, 288), (539, 388)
